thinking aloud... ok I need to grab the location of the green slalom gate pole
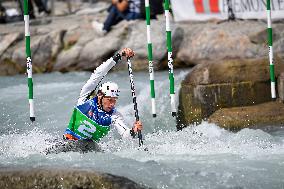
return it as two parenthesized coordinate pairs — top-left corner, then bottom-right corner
(266, 0), (276, 100)
(24, 0), (35, 122)
(145, 0), (157, 117)
(164, 0), (176, 117)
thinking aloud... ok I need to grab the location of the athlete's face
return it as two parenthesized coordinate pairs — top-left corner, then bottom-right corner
(102, 97), (117, 112)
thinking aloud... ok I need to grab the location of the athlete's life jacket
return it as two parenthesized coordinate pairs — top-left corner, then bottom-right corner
(64, 97), (114, 142)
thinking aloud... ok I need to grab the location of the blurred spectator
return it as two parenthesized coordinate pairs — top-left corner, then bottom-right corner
(30, 0), (51, 17)
(140, 0), (163, 19)
(92, 0), (141, 35)
(0, 1), (6, 23)
(0, 1), (24, 23)
(42, 0), (49, 9)
(18, 0), (50, 19)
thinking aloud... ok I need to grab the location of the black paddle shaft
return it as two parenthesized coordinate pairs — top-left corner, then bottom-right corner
(127, 57), (143, 147)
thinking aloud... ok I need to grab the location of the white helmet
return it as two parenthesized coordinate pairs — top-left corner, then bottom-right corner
(99, 82), (120, 97)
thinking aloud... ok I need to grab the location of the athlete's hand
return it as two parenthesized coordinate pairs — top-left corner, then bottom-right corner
(133, 120), (143, 133)
(121, 48), (135, 58)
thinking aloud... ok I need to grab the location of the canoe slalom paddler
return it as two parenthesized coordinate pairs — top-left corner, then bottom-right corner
(63, 48), (143, 142)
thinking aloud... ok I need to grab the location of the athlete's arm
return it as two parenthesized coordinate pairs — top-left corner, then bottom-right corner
(111, 111), (143, 139)
(77, 53), (122, 105)
(77, 48), (134, 105)
(111, 111), (133, 138)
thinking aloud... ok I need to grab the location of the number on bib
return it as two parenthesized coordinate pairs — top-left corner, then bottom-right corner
(77, 120), (97, 138)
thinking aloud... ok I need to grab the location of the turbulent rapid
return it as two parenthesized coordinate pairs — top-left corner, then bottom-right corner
(0, 69), (284, 189)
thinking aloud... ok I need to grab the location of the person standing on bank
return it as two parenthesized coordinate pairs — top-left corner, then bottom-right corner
(92, 0), (141, 35)
(64, 48), (143, 142)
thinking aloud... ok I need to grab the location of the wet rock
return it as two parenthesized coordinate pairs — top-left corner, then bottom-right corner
(53, 45), (82, 72)
(0, 33), (23, 57)
(53, 26), (96, 72)
(123, 16), (184, 70)
(208, 101), (284, 131)
(181, 58), (284, 85)
(0, 33), (24, 76)
(176, 20), (279, 65)
(0, 169), (149, 189)
(277, 73), (284, 102)
(11, 30), (65, 73)
(64, 31), (80, 48)
(77, 25), (127, 71)
(0, 58), (24, 76)
(177, 58), (284, 129)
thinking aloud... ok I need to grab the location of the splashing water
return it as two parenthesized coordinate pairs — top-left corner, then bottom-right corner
(0, 69), (284, 189)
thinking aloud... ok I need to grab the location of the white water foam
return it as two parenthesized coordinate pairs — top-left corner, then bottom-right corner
(0, 127), (56, 159)
(100, 121), (284, 162)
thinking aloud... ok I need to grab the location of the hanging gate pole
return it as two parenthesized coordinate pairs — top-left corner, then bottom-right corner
(164, 0), (176, 116)
(145, 0), (157, 117)
(266, 0), (276, 100)
(127, 58), (143, 147)
(24, 0), (35, 122)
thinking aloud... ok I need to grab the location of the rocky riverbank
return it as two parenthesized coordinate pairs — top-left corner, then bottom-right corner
(1, 1), (283, 75)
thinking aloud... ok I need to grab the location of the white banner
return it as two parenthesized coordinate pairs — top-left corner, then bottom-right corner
(171, 0), (284, 22)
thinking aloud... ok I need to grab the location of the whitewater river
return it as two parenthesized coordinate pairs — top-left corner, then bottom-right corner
(0, 69), (284, 189)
